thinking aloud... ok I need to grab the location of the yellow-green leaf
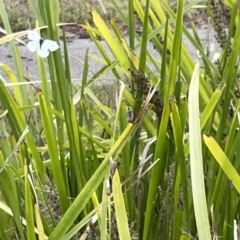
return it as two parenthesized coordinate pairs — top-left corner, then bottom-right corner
(112, 170), (131, 240)
(203, 134), (240, 193)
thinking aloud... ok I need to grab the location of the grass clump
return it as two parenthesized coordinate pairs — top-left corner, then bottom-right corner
(1, 0), (240, 240)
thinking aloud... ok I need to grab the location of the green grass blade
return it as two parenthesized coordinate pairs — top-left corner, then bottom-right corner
(25, 166), (36, 240)
(0, 210), (9, 240)
(100, 180), (108, 240)
(92, 10), (130, 69)
(112, 170), (131, 240)
(138, 0), (150, 72)
(27, 0), (44, 25)
(0, 153), (25, 239)
(170, 101), (190, 228)
(203, 135), (240, 193)
(188, 57), (211, 239)
(38, 93), (69, 213)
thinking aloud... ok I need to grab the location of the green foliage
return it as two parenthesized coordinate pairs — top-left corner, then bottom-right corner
(0, 0), (240, 239)
(0, 0), (129, 31)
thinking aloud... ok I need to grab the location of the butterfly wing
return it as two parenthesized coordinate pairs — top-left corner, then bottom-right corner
(37, 40), (59, 58)
(27, 40), (40, 52)
(27, 30), (41, 41)
(43, 40), (59, 52)
(37, 43), (50, 58)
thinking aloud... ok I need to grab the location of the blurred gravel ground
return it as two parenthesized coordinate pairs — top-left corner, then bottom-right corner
(0, 29), (219, 83)
(0, 0), (216, 84)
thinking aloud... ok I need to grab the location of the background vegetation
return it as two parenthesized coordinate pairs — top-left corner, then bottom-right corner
(1, 0), (130, 31)
(0, 0), (240, 240)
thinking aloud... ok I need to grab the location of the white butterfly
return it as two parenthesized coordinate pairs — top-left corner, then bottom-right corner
(27, 30), (59, 58)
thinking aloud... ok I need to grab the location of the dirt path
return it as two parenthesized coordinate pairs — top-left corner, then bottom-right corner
(0, 28), (219, 84)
